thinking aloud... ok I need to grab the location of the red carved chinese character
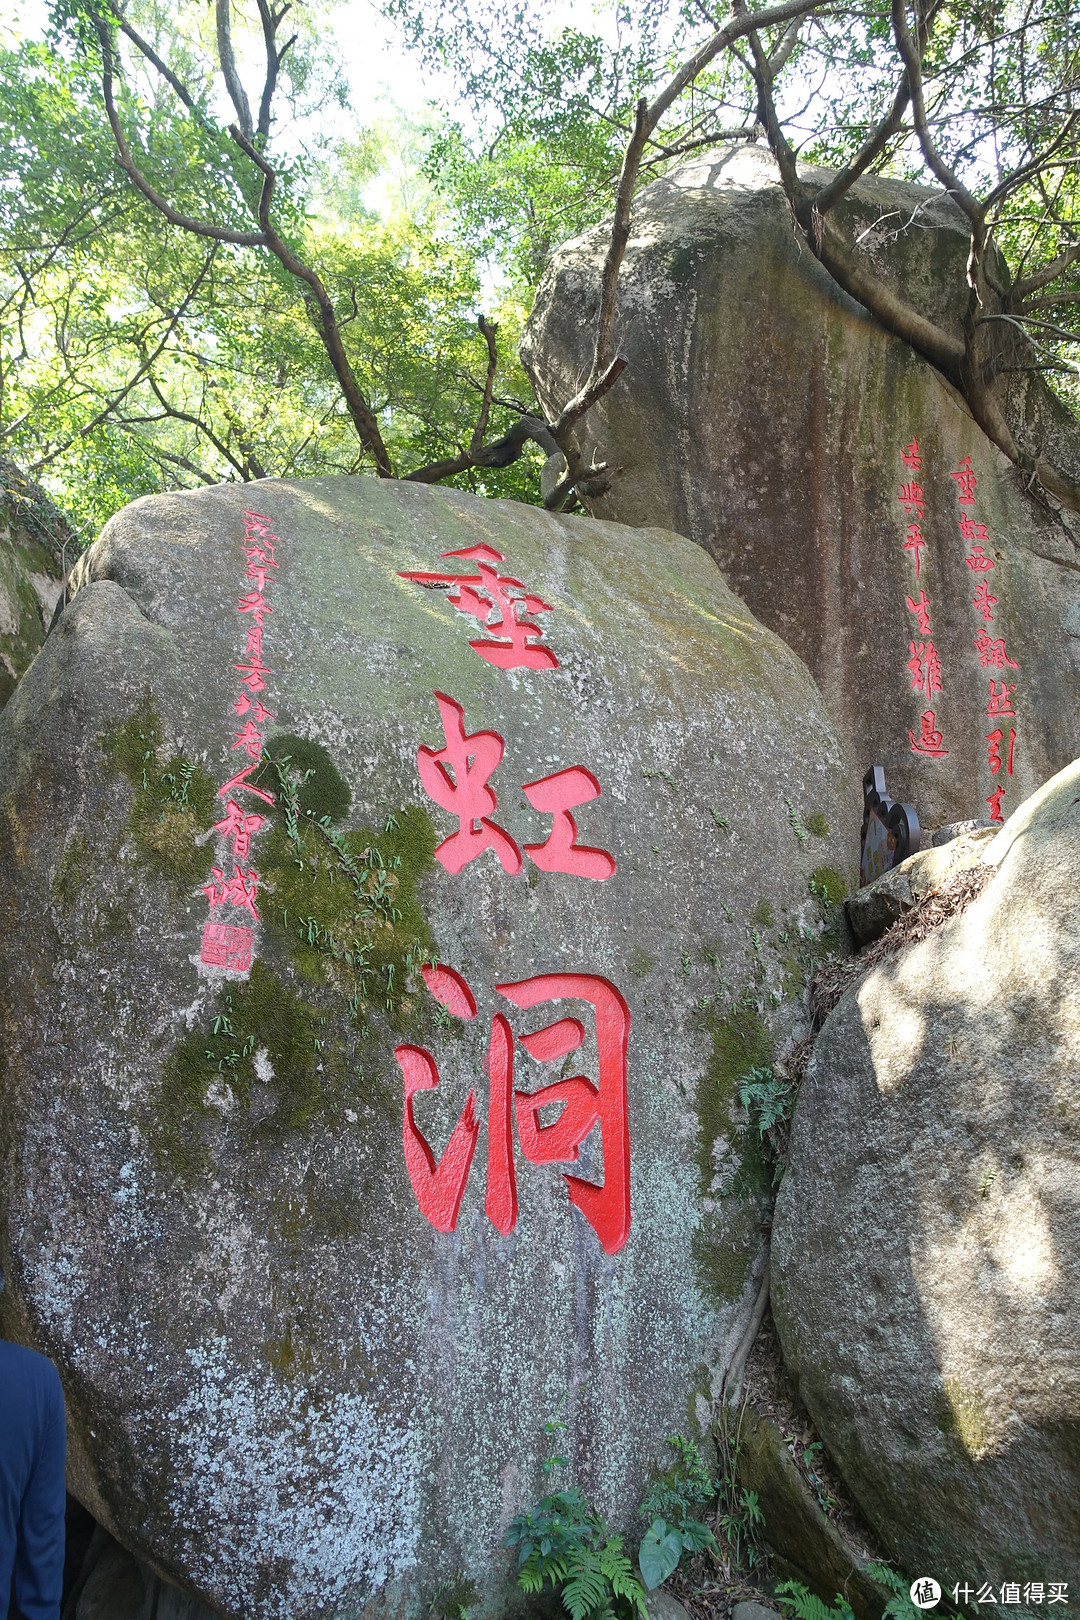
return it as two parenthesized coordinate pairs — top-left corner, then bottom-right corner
(232, 720), (265, 760)
(399, 967), (631, 1252)
(485, 1013), (517, 1236)
(907, 640), (943, 700)
(414, 964), (518, 1235)
(499, 973), (631, 1255)
(234, 695), (274, 721)
(396, 1044), (479, 1233)
(218, 762), (275, 807)
(420, 963), (477, 1018)
(951, 456), (977, 505)
(416, 691), (522, 874)
(987, 727), (1016, 777)
(974, 630), (1019, 670)
(243, 626), (265, 661)
(898, 482), (926, 519)
(900, 437), (922, 469)
(243, 510), (277, 541)
(958, 515), (990, 545)
(400, 544), (558, 671)
(909, 708), (949, 758)
(245, 563), (277, 593)
(521, 767), (616, 880)
(200, 922), (253, 972)
(237, 590), (273, 625)
(965, 545), (994, 572)
(906, 590), (932, 634)
(214, 799), (266, 861)
(904, 524), (926, 578)
(972, 579), (997, 621)
(986, 679), (1016, 717)
(235, 656), (273, 692)
(986, 783), (1006, 823)
(202, 864), (260, 920)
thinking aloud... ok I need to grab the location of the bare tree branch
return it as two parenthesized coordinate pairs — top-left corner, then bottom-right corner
(229, 125), (395, 476)
(216, 0), (253, 141)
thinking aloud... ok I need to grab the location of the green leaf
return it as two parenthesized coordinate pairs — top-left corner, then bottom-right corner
(637, 1522), (682, 1590)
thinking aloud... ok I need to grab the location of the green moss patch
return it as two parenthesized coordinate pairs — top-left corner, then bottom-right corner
(803, 812), (830, 837)
(808, 866), (848, 908)
(750, 899), (775, 930)
(257, 789), (437, 1026)
(691, 997), (773, 1304)
(100, 694), (216, 891)
(255, 733), (351, 822)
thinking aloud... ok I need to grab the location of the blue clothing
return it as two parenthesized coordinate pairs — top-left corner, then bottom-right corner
(0, 1341), (66, 1620)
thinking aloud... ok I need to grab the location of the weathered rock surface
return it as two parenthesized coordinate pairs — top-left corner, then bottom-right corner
(0, 477), (857, 1620)
(734, 1407), (889, 1620)
(771, 759), (1080, 1606)
(522, 145), (1080, 831)
(845, 825), (996, 947)
(0, 459), (69, 709)
(643, 1591), (693, 1620)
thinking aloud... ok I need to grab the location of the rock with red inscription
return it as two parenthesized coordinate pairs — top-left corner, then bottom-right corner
(0, 476), (856, 1620)
(521, 144), (1080, 831)
(771, 758), (1080, 1599)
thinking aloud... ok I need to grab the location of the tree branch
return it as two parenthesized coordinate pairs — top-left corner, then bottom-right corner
(229, 125), (395, 476)
(254, 0), (294, 142)
(28, 249), (217, 472)
(812, 73), (912, 216)
(101, 2), (199, 112)
(468, 315), (499, 453)
(216, 0), (253, 141)
(93, 14), (266, 247)
(1012, 242), (1080, 301)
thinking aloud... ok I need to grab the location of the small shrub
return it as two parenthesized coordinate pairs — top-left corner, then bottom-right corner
(505, 1421), (647, 1620)
(638, 1434), (718, 1588)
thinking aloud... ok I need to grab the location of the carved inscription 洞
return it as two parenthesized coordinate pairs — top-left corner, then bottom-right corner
(396, 969), (631, 1254)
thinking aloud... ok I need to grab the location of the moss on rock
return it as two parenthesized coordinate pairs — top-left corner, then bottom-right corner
(99, 694), (216, 891)
(156, 960), (325, 1178)
(691, 997), (774, 1303)
(257, 798), (437, 1026)
(255, 733), (351, 823)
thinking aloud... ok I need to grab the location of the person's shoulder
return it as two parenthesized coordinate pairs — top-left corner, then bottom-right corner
(0, 1337), (63, 1393)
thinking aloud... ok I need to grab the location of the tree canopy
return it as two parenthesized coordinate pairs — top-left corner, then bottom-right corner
(0, 0), (1077, 543)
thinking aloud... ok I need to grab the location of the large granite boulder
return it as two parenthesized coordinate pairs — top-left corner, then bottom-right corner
(521, 145), (1080, 832)
(771, 759), (1080, 1605)
(0, 458), (68, 709)
(0, 476), (857, 1619)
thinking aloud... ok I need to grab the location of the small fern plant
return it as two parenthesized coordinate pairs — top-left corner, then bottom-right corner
(865, 1563), (924, 1620)
(774, 1580), (855, 1620)
(504, 1422), (647, 1620)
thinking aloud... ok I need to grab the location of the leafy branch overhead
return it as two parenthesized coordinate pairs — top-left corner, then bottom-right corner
(403, 0), (1080, 513)
(2, 0), (1078, 530)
